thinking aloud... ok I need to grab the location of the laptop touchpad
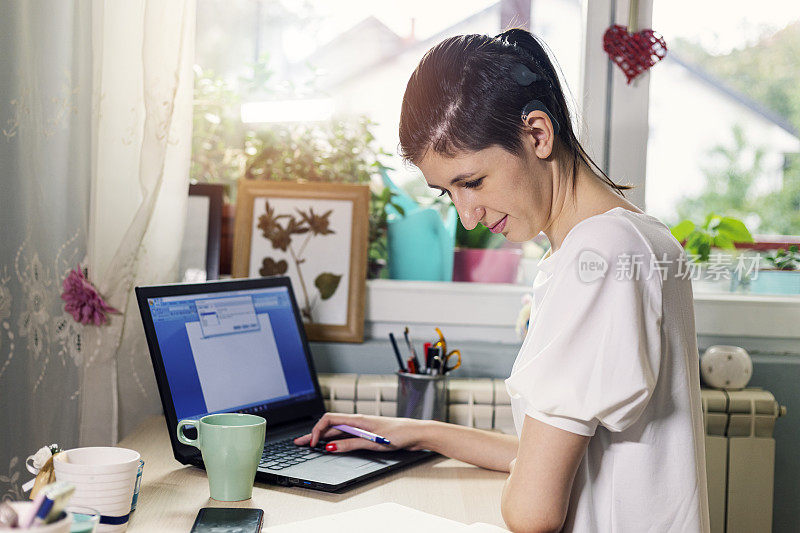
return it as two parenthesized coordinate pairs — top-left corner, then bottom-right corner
(319, 454), (376, 468)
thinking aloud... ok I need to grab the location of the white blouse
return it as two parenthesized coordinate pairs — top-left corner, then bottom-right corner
(505, 207), (710, 532)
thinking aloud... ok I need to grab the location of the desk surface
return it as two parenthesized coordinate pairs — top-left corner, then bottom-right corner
(119, 416), (509, 531)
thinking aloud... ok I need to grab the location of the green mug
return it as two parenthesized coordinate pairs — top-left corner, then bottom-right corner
(177, 413), (267, 501)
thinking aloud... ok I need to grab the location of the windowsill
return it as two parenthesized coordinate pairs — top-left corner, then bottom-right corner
(365, 279), (800, 342)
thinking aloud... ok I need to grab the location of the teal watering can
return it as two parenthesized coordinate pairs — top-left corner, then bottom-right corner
(381, 168), (457, 281)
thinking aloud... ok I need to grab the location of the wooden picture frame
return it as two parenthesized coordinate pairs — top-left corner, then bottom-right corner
(180, 183), (223, 281)
(232, 180), (369, 343)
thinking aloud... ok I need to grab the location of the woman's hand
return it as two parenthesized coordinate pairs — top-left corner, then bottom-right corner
(293, 412), (428, 453)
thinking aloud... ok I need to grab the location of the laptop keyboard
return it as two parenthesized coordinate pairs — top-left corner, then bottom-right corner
(259, 436), (325, 471)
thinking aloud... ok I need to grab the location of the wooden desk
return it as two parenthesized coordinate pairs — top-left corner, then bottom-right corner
(119, 416), (509, 531)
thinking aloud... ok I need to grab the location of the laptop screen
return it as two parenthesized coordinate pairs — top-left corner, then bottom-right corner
(145, 286), (317, 420)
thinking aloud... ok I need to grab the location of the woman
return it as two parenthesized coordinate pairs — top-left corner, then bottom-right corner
(294, 29), (710, 533)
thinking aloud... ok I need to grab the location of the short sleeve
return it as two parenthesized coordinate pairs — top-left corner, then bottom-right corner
(505, 217), (663, 436)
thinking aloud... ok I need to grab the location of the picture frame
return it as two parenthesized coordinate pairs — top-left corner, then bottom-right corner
(179, 183), (223, 281)
(232, 180), (369, 343)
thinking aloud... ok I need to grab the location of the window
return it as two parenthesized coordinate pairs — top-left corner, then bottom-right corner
(194, 0), (583, 285)
(646, 0), (800, 236)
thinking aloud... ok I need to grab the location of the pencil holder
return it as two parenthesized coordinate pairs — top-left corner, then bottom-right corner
(396, 371), (448, 422)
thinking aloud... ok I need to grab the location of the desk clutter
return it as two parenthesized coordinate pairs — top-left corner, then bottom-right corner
(318, 374), (516, 434)
(3, 446), (144, 532)
(0, 483), (78, 532)
(389, 327), (461, 376)
(8, 382), (782, 532)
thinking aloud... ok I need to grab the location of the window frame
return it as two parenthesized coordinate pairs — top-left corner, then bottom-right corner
(581, 0), (652, 210)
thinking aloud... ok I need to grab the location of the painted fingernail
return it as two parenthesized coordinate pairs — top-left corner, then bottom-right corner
(325, 443), (337, 452)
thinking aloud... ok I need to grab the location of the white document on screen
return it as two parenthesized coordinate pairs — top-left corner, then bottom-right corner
(186, 313), (289, 413)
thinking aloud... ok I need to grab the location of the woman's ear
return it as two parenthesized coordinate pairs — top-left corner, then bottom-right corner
(522, 111), (555, 159)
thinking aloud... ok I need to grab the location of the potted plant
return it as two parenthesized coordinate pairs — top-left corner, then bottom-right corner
(670, 213), (754, 292)
(452, 220), (522, 283)
(744, 245), (800, 295)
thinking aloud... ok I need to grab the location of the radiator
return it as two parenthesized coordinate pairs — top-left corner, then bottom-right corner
(317, 375), (784, 531)
(702, 388), (785, 533)
(318, 373), (515, 433)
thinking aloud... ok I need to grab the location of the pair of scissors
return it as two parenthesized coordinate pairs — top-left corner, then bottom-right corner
(434, 327), (461, 373)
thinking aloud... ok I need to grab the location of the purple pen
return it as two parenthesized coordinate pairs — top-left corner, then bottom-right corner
(332, 424), (391, 445)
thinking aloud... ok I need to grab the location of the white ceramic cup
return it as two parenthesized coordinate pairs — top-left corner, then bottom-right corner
(53, 447), (140, 533)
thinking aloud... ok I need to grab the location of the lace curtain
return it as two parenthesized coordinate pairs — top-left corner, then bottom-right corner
(0, 0), (195, 500)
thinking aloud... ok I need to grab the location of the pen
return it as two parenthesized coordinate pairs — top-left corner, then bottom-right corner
(332, 424), (391, 445)
(388, 333), (407, 372)
(423, 342), (432, 372)
(403, 327), (421, 371)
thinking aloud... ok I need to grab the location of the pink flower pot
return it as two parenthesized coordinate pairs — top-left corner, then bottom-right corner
(452, 248), (522, 283)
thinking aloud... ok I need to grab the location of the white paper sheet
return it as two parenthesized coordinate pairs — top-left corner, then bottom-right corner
(263, 502), (507, 532)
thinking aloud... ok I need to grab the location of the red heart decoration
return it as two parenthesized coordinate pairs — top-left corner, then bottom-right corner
(603, 25), (667, 84)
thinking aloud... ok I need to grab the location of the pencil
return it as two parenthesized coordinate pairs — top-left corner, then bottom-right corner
(388, 333), (406, 372)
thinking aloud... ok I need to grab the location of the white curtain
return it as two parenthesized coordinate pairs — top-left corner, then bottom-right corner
(0, 0), (91, 501)
(81, 0), (196, 446)
(0, 0), (195, 499)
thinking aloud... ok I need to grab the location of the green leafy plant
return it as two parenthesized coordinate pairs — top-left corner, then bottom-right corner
(191, 65), (247, 191)
(670, 213), (754, 262)
(764, 245), (800, 270)
(243, 116), (387, 184)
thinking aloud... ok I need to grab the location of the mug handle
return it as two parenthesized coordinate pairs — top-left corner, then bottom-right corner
(177, 419), (200, 447)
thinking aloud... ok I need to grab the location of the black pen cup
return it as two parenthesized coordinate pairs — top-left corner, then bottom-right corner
(396, 371), (448, 422)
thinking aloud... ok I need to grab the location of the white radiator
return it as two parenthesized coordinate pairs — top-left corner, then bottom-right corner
(318, 374), (514, 432)
(702, 388), (785, 533)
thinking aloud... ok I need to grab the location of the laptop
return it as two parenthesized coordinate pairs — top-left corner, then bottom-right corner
(135, 276), (434, 492)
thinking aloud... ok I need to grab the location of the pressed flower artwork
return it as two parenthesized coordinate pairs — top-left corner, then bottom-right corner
(234, 180), (369, 343)
(249, 197), (353, 325)
(255, 200), (344, 322)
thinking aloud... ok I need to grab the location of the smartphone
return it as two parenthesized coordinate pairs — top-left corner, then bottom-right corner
(190, 507), (264, 533)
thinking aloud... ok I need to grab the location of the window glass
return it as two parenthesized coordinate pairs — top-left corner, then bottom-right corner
(194, 0), (583, 285)
(195, 0), (582, 188)
(646, 1), (800, 236)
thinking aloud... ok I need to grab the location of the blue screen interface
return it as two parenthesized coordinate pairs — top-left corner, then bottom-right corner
(147, 287), (316, 420)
